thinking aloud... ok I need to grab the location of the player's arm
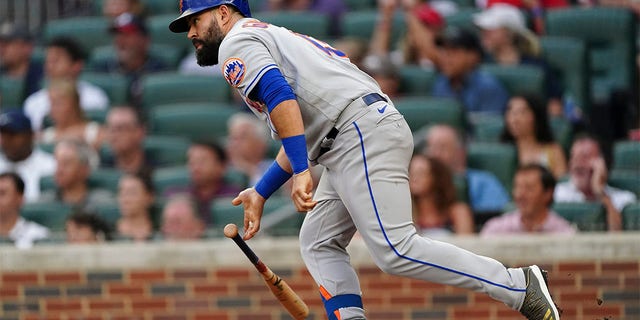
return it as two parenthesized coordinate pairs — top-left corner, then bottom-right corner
(233, 68), (316, 240)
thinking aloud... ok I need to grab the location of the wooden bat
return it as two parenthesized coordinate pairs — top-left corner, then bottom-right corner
(223, 224), (309, 320)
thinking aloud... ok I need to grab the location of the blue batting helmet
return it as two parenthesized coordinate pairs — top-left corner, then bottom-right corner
(169, 0), (251, 33)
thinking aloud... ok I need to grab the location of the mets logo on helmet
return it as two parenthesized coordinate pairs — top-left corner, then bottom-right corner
(223, 58), (246, 88)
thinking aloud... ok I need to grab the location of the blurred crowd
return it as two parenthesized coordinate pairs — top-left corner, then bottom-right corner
(0, 0), (639, 248)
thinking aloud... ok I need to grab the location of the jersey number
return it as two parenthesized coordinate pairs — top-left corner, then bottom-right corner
(295, 33), (346, 58)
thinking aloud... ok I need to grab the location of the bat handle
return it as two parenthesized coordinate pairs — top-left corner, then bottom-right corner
(231, 234), (260, 265)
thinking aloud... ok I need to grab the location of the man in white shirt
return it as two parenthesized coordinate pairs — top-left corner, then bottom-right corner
(0, 172), (50, 248)
(23, 37), (109, 132)
(0, 110), (56, 202)
(554, 135), (637, 231)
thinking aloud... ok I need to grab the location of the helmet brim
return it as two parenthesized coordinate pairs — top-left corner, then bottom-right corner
(169, 6), (212, 33)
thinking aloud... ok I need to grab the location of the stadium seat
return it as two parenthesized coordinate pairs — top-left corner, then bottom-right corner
(140, 73), (231, 113)
(0, 76), (25, 109)
(79, 72), (130, 105)
(88, 44), (183, 72)
(445, 8), (481, 32)
(43, 17), (112, 53)
(148, 14), (191, 54)
(608, 169), (640, 197)
(94, 202), (121, 228)
(540, 36), (590, 114)
(399, 66), (437, 96)
(612, 140), (640, 171)
(148, 103), (238, 141)
(153, 166), (190, 195)
(344, 0), (376, 10)
(481, 64), (545, 98)
(144, 135), (190, 167)
(550, 116), (573, 153)
(21, 201), (73, 232)
(89, 169), (124, 193)
(262, 196), (303, 237)
(546, 7), (637, 104)
(472, 114), (503, 143)
(551, 202), (606, 231)
(342, 10), (406, 46)
(466, 142), (517, 191)
(143, 0), (178, 15)
(622, 202), (640, 231)
(394, 96), (466, 132)
(254, 11), (330, 40)
(209, 197), (244, 229)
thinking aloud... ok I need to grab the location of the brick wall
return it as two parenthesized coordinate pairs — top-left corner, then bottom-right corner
(1, 260), (638, 320)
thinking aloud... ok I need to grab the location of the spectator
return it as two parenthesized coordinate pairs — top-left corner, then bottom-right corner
(102, 0), (145, 19)
(500, 93), (567, 178)
(409, 154), (474, 236)
(65, 210), (113, 244)
(432, 27), (509, 117)
(226, 113), (273, 186)
(332, 37), (368, 70)
(164, 141), (242, 224)
(91, 13), (169, 107)
(0, 172), (50, 249)
(0, 110), (56, 202)
(160, 194), (206, 241)
(480, 0), (569, 34)
(368, 1), (445, 70)
(481, 163), (576, 235)
(23, 37), (109, 132)
(554, 134), (637, 231)
(361, 54), (401, 98)
(261, 0), (347, 37)
(424, 124), (510, 213)
(39, 139), (114, 213)
(116, 172), (155, 241)
(0, 21), (43, 103)
(473, 4), (563, 116)
(38, 78), (105, 149)
(101, 106), (154, 175)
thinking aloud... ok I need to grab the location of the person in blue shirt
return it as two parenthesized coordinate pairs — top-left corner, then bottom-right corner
(423, 124), (510, 214)
(431, 27), (509, 118)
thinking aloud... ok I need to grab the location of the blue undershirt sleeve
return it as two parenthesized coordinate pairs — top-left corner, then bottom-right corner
(249, 68), (296, 113)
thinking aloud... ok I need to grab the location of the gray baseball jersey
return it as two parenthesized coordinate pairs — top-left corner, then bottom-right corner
(219, 18), (528, 319)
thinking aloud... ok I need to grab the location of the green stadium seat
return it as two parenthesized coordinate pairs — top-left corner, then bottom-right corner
(153, 166), (190, 195)
(89, 168), (124, 193)
(140, 73), (231, 113)
(540, 36), (590, 114)
(21, 201), (73, 232)
(344, 0), (376, 10)
(394, 96), (466, 132)
(254, 11), (330, 40)
(43, 17), (112, 53)
(445, 8), (481, 32)
(472, 114), (503, 143)
(467, 142), (517, 191)
(342, 10), (406, 46)
(551, 202), (606, 231)
(399, 67), (437, 96)
(79, 72), (130, 105)
(262, 196), (303, 237)
(0, 76), (26, 109)
(608, 169), (640, 197)
(209, 197), (244, 229)
(148, 14), (191, 54)
(550, 116), (573, 153)
(144, 135), (190, 167)
(143, 0), (178, 15)
(481, 64), (545, 98)
(546, 7), (637, 104)
(148, 103), (238, 141)
(622, 202), (640, 231)
(612, 140), (640, 171)
(94, 202), (121, 228)
(88, 44), (183, 72)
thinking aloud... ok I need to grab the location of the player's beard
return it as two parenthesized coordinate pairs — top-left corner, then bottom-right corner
(194, 19), (224, 66)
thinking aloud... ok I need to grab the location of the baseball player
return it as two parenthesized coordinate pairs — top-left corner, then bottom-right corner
(169, 1), (561, 319)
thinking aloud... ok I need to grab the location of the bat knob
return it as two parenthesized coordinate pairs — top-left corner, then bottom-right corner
(223, 224), (239, 238)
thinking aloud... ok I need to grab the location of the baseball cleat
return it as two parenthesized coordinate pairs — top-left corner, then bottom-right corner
(519, 265), (561, 320)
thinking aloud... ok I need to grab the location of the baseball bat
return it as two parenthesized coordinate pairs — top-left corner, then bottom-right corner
(223, 224), (309, 320)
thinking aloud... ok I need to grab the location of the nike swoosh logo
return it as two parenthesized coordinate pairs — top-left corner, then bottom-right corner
(377, 105), (387, 113)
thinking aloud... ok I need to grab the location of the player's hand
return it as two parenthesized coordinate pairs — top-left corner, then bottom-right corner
(291, 169), (317, 212)
(232, 188), (266, 240)
(378, 0), (398, 15)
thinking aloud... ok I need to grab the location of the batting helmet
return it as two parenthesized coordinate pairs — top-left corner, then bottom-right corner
(169, 0), (251, 33)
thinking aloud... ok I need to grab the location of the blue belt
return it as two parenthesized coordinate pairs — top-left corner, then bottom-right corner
(362, 92), (387, 106)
